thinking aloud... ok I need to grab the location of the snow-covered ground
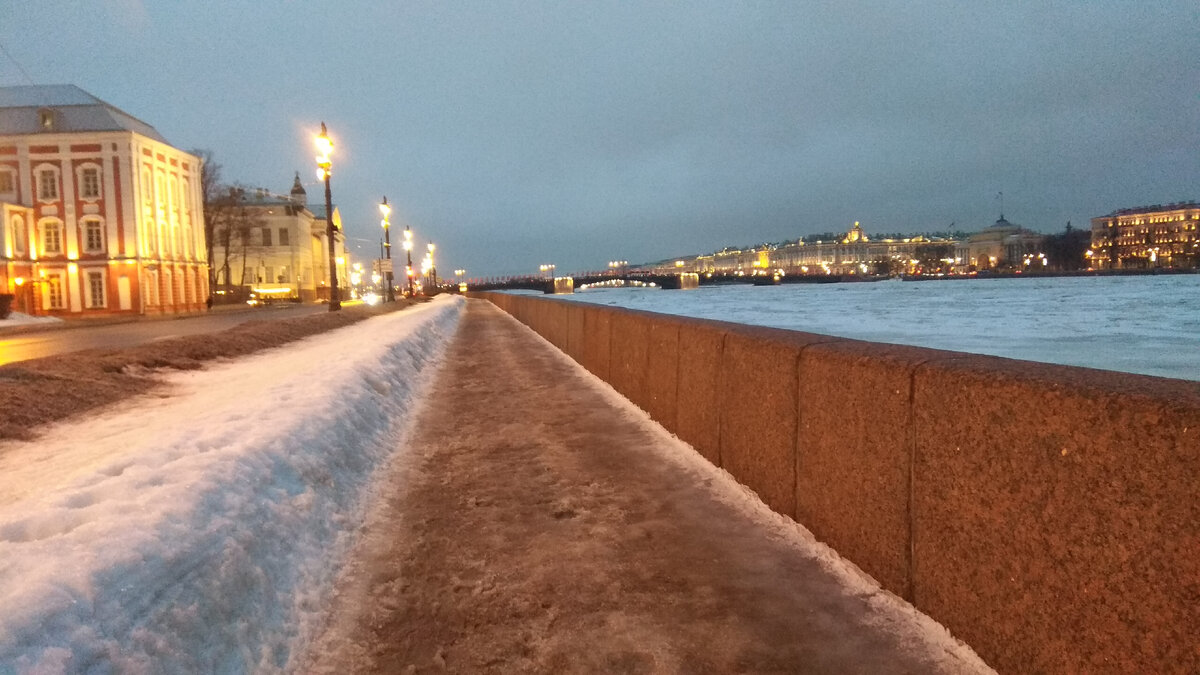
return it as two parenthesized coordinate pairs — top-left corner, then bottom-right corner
(0, 296), (464, 672)
(0, 312), (63, 328)
(557, 274), (1200, 380)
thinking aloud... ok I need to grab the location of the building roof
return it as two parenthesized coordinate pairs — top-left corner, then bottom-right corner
(309, 204), (337, 220)
(0, 84), (170, 144)
(1104, 201), (1199, 217)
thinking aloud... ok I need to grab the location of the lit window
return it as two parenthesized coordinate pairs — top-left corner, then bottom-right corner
(80, 167), (101, 199)
(10, 215), (25, 255)
(37, 168), (59, 201)
(87, 270), (106, 308)
(46, 274), (64, 309)
(83, 218), (105, 253)
(142, 169), (153, 205)
(41, 219), (63, 255)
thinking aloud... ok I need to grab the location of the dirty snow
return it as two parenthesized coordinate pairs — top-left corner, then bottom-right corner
(0, 296), (463, 672)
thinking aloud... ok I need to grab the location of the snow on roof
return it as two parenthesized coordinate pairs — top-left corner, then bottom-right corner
(0, 84), (170, 144)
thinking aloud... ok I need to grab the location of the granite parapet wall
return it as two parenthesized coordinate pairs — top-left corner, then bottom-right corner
(473, 291), (1200, 674)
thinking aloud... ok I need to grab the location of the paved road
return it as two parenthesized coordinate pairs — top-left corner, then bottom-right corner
(0, 304), (328, 366)
(307, 300), (991, 673)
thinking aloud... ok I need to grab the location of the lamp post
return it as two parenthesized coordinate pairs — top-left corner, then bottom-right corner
(315, 122), (339, 311)
(379, 196), (395, 302)
(427, 241), (437, 289)
(403, 225), (414, 296)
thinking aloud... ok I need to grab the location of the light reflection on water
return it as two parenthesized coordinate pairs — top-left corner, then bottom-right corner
(555, 275), (1200, 381)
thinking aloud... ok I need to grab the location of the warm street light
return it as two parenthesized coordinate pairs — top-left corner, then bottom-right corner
(426, 241), (438, 289)
(379, 196), (395, 302)
(402, 225), (414, 296)
(315, 122), (339, 311)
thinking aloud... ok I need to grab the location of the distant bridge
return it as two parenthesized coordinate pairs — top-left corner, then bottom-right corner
(469, 272), (700, 294)
(467, 270), (886, 293)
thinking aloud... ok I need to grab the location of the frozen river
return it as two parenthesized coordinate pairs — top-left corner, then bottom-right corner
(552, 274), (1200, 381)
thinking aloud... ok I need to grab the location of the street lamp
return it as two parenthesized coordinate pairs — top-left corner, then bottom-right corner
(427, 242), (437, 289)
(315, 122), (339, 311)
(379, 196), (395, 302)
(403, 225), (414, 296)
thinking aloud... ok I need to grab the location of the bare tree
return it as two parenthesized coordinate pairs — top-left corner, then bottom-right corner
(207, 185), (265, 299)
(191, 149), (222, 289)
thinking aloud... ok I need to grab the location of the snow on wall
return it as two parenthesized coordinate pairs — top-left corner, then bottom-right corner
(0, 296), (464, 672)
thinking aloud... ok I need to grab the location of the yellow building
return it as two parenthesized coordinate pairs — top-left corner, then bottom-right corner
(1089, 202), (1200, 269)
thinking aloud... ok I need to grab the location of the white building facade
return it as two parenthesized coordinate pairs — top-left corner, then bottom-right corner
(0, 85), (207, 317)
(209, 175), (347, 303)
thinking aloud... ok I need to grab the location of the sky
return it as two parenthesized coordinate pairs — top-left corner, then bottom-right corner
(1, 1), (1197, 277)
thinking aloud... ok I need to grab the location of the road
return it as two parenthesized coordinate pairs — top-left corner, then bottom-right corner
(0, 304), (329, 366)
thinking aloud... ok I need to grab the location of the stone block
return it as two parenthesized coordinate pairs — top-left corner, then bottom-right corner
(565, 302), (586, 363)
(542, 299), (570, 351)
(581, 306), (612, 380)
(608, 311), (652, 411)
(644, 319), (681, 431)
(796, 340), (941, 598)
(674, 318), (728, 465)
(718, 325), (834, 518)
(911, 357), (1200, 674)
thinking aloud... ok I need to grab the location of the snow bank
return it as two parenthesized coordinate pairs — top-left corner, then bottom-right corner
(0, 312), (62, 328)
(0, 296), (464, 673)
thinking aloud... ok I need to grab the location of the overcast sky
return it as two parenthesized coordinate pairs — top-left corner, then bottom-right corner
(2, 1), (1196, 276)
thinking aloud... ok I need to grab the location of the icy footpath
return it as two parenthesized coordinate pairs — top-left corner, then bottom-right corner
(0, 296), (464, 673)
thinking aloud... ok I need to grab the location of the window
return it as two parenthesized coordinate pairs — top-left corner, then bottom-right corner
(10, 215), (25, 255)
(262, 228), (272, 246)
(265, 266), (274, 282)
(146, 269), (159, 306)
(142, 168), (153, 206)
(37, 168), (59, 201)
(87, 270), (106, 308)
(83, 217), (105, 253)
(142, 218), (156, 255)
(40, 219), (63, 255)
(0, 169), (14, 197)
(79, 166), (101, 200)
(46, 273), (64, 309)
(278, 228), (289, 246)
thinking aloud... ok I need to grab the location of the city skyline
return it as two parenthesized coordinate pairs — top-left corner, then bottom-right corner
(2, 2), (1196, 277)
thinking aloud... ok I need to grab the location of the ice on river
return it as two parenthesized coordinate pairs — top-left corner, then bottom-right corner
(557, 274), (1200, 381)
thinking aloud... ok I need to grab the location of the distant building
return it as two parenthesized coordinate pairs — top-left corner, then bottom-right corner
(0, 85), (207, 317)
(666, 222), (960, 276)
(1089, 202), (1200, 269)
(963, 215), (1044, 270)
(208, 174), (347, 303)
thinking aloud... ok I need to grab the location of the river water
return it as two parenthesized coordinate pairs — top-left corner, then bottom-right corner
(552, 274), (1200, 381)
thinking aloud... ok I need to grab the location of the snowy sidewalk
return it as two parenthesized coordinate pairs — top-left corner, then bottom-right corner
(308, 299), (992, 674)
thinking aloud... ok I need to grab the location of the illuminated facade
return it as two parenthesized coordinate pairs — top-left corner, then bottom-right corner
(666, 222), (960, 276)
(0, 85), (207, 317)
(1089, 202), (1200, 269)
(963, 215), (1044, 270)
(208, 174), (347, 302)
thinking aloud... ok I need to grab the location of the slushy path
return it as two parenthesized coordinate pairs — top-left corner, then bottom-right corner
(310, 299), (992, 674)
